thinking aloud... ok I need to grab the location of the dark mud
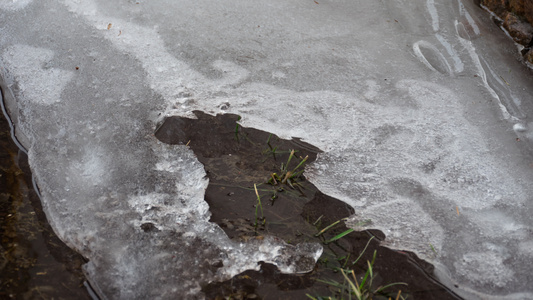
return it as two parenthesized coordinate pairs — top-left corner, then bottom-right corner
(0, 91), (91, 299)
(156, 111), (463, 300)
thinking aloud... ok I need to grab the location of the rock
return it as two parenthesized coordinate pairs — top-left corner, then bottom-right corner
(481, 0), (533, 25)
(503, 12), (533, 45)
(480, 0), (533, 65)
(481, 0), (508, 18)
(524, 49), (533, 64)
(508, 0), (533, 25)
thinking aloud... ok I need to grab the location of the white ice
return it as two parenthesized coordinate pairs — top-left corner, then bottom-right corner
(1, 0), (533, 299)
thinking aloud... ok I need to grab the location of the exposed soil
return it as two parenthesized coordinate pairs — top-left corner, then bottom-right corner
(0, 91), (91, 299)
(156, 111), (463, 300)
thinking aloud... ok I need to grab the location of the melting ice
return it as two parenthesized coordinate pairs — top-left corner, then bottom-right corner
(1, 0), (533, 299)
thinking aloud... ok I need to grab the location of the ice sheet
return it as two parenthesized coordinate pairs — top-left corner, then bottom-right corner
(1, 0), (533, 298)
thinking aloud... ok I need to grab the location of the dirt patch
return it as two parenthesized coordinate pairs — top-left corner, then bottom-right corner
(156, 111), (462, 300)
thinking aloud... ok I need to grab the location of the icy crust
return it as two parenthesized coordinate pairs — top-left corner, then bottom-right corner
(1, 45), (74, 106)
(28, 135), (323, 298)
(0, 0), (33, 11)
(215, 80), (533, 297)
(2, 0), (533, 299)
(0, 5), (323, 299)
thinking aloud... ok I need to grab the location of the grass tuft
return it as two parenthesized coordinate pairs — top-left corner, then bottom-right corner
(268, 149), (308, 191)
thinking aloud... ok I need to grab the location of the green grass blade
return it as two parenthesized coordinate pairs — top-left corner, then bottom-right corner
(430, 243), (438, 255)
(291, 169), (305, 178)
(325, 228), (354, 244)
(351, 236), (374, 266)
(316, 279), (343, 288)
(314, 218), (347, 237)
(234, 116), (241, 140)
(374, 282), (407, 294)
(358, 267), (370, 293)
(290, 155), (308, 174)
(358, 250), (377, 292)
(340, 269), (361, 298)
(366, 261), (374, 291)
(283, 149), (295, 171)
(341, 253), (351, 268)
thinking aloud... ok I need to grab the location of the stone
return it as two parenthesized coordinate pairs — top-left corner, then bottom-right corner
(503, 12), (533, 45)
(524, 49), (533, 64)
(481, 0), (533, 25)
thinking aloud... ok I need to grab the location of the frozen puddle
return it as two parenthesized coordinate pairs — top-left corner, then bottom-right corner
(1, 0), (533, 299)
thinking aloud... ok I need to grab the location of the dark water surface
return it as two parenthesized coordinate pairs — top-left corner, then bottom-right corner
(0, 89), (91, 299)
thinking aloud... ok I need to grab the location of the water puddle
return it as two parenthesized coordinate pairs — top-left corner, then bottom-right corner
(155, 111), (461, 299)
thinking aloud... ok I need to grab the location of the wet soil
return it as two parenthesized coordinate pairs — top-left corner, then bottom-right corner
(156, 111), (463, 300)
(0, 92), (91, 299)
